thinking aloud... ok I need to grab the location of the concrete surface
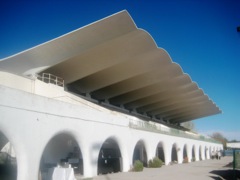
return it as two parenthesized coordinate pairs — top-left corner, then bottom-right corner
(93, 156), (238, 180)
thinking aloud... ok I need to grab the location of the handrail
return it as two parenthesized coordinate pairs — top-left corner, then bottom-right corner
(129, 120), (221, 144)
(37, 73), (64, 87)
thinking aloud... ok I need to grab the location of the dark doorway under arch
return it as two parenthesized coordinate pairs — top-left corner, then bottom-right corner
(155, 142), (165, 163)
(183, 145), (188, 163)
(199, 146), (202, 161)
(205, 147), (208, 159)
(192, 146), (196, 162)
(171, 143), (178, 164)
(132, 140), (147, 167)
(39, 133), (83, 179)
(97, 138), (122, 175)
(0, 131), (17, 180)
(209, 147), (212, 159)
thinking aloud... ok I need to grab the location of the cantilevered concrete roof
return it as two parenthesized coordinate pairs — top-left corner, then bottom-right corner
(0, 10), (221, 123)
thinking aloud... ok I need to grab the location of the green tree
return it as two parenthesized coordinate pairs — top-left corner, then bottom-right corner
(210, 132), (228, 149)
(181, 121), (196, 131)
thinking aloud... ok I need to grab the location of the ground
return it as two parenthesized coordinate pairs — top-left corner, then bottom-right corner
(92, 156), (240, 180)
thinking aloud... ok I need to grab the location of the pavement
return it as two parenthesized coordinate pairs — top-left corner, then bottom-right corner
(92, 156), (240, 180)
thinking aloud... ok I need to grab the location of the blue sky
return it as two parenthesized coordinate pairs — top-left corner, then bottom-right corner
(1, 0), (240, 140)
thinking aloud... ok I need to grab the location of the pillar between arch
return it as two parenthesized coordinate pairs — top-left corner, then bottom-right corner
(195, 145), (200, 161)
(17, 139), (45, 180)
(146, 141), (157, 163)
(82, 150), (95, 178)
(121, 151), (130, 172)
(177, 147), (183, 164)
(81, 141), (100, 178)
(164, 142), (172, 165)
(118, 140), (130, 172)
(187, 145), (192, 163)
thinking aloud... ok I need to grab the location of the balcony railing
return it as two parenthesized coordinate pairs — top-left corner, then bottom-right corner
(129, 120), (220, 144)
(37, 73), (64, 87)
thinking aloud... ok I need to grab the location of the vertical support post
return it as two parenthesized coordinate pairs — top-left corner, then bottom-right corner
(233, 149), (236, 180)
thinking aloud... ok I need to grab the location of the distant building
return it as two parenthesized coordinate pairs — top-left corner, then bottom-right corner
(227, 142), (240, 149)
(0, 11), (222, 180)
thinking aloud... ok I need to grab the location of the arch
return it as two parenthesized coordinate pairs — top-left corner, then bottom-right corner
(155, 141), (165, 163)
(97, 137), (122, 174)
(191, 145), (196, 162)
(199, 145), (202, 161)
(132, 140), (148, 167)
(183, 144), (188, 163)
(205, 146), (208, 159)
(39, 132), (83, 179)
(0, 131), (17, 180)
(171, 143), (178, 164)
(209, 146), (212, 159)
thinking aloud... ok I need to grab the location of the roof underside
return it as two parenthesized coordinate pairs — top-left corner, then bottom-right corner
(0, 11), (221, 124)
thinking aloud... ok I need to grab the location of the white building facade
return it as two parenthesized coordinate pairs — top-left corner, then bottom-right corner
(0, 74), (222, 179)
(0, 11), (222, 180)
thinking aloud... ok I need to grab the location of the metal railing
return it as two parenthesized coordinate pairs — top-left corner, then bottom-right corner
(37, 73), (64, 87)
(129, 120), (221, 144)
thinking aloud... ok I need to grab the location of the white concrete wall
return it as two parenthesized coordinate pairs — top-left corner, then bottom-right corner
(0, 71), (34, 93)
(0, 73), (223, 180)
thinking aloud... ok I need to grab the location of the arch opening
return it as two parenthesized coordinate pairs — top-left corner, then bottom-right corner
(132, 140), (147, 167)
(192, 145), (196, 162)
(0, 131), (17, 180)
(155, 142), (165, 163)
(183, 144), (188, 163)
(97, 138), (122, 175)
(209, 147), (213, 159)
(39, 133), (83, 180)
(171, 143), (178, 164)
(199, 146), (202, 161)
(205, 147), (208, 160)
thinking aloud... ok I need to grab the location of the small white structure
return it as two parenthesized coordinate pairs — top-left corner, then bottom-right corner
(0, 11), (222, 180)
(227, 142), (240, 149)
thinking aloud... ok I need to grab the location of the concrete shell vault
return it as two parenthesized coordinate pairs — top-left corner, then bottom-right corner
(0, 11), (221, 124)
